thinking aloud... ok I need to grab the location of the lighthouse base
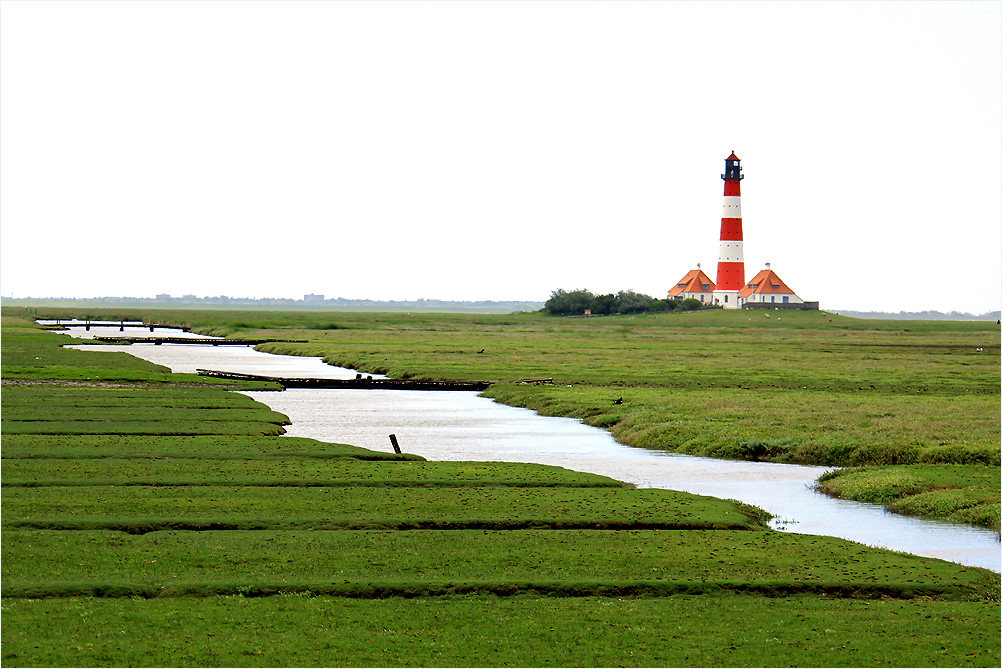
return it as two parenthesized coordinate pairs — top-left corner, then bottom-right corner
(713, 290), (741, 309)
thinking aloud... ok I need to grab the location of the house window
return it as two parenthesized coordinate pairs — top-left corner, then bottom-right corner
(783, 296), (789, 303)
(771, 296), (775, 303)
(702, 284), (709, 290)
(724, 295), (728, 303)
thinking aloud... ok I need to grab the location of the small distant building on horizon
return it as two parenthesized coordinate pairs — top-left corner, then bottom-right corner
(304, 293), (325, 304)
(668, 266), (716, 304)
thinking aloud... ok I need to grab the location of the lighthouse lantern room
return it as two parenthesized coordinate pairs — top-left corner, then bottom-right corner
(722, 153), (743, 181)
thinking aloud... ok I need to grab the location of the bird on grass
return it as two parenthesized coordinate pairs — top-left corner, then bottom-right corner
(612, 397), (623, 405)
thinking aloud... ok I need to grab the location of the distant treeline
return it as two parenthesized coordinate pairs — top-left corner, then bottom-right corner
(544, 289), (707, 316)
(2, 296), (545, 313)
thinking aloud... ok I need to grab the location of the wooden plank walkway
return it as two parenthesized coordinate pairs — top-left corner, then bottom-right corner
(94, 337), (308, 346)
(196, 369), (492, 391)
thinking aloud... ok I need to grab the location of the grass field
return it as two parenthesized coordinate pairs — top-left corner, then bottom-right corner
(2, 308), (999, 667)
(246, 309), (1001, 530)
(3, 595), (996, 668)
(815, 465), (1001, 529)
(37, 304), (996, 528)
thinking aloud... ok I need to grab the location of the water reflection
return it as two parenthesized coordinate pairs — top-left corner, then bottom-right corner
(59, 326), (1000, 572)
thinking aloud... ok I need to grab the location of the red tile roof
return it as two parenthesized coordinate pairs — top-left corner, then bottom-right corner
(726, 152), (740, 161)
(738, 268), (797, 297)
(668, 269), (716, 297)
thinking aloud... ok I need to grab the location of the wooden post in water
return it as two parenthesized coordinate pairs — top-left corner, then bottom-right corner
(119, 320), (124, 332)
(389, 434), (402, 454)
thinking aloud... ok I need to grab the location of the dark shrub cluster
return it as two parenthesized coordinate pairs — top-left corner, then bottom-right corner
(543, 289), (707, 316)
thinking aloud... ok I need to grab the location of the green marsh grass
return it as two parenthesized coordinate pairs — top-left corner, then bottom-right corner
(3, 529), (995, 600)
(3, 595), (999, 668)
(2, 485), (764, 532)
(485, 384), (1001, 467)
(3, 374), (290, 436)
(3, 407), (291, 422)
(0, 434), (420, 461)
(3, 309), (1000, 667)
(124, 305), (997, 529)
(1, 458), (626, 488)
(817, 465), (1001, 531)
(1, 420), (289, 436)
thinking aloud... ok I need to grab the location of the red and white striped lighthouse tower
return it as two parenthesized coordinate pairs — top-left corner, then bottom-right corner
(714, 151), (745, 308)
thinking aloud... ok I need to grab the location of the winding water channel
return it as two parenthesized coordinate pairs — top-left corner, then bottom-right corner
(54, 322), (1000, 572)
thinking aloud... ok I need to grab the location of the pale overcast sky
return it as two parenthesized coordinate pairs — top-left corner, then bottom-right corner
(1, 1), (999, 313)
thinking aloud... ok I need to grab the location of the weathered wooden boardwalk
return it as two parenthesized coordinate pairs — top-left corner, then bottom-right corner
(44, 322), (185, 332)
(95, 337), (308, 346)
(196, 369), (493, 391)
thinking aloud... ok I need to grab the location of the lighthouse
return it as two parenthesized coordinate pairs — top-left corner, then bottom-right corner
(713, 152), (746, 308)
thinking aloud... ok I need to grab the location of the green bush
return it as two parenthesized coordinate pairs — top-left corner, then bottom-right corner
(544, 289), (595, 315)
(649, 298), (678, 312)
